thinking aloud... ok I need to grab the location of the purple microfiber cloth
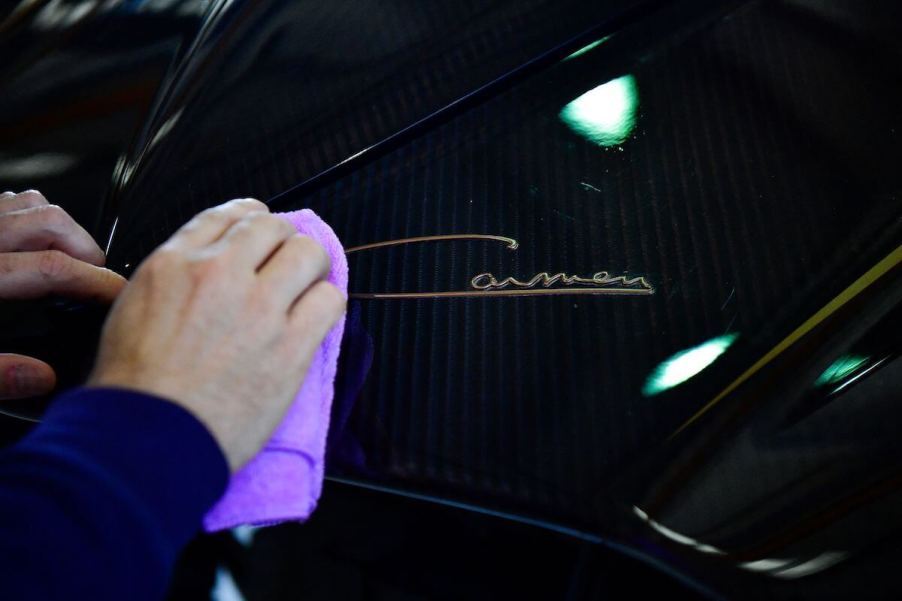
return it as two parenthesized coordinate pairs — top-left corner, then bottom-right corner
(203, 209), (348, 531)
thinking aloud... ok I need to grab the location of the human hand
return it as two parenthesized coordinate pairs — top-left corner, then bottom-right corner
(0, 190), (127, 400)
(88, 198), (346, 470)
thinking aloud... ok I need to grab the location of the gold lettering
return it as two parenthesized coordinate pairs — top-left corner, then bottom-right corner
(470, 273), (497, 290)
(346, 233), (654, 299)
(469, 270), (652, 292)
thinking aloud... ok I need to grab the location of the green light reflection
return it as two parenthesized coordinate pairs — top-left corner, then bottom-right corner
(642, 333), (739, 397)
(563, 36), (611, 61)
(559, 75), (638, 147)
(814, 355), (868, 387)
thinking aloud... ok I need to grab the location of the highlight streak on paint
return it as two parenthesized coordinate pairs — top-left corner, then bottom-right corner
(559, 75), (638, 147)
(814, 355), (869, 387)
(563, 35), (612, 61)
(670, 244), (901, 438)
(642, 334), (739, 397)
(772, 552), (848, 579)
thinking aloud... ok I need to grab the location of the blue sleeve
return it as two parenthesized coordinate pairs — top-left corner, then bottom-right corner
(0, 388), (230, 601)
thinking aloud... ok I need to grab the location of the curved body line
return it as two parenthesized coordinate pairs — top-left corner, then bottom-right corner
(345, 234), (518, 254)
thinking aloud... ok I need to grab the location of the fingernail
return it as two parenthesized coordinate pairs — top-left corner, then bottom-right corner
(5, 364), (47, 396)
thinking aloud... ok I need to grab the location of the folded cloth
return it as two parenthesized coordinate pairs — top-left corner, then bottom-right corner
(203, 209), (348, 531)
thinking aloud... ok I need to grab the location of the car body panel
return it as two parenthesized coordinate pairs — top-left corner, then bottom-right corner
(2, 0), (901, 597)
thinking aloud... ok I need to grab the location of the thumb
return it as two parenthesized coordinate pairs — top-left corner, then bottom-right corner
(0, 354), (56, 400)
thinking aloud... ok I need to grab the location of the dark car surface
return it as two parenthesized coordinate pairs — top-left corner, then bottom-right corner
(1, 0), (901, 598)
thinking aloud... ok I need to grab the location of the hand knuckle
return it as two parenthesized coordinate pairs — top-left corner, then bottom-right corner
(154, 244), (180, 262)
(187, 251), (214, 272)
(332, 286), (348, 312)
(243, 197), (268, 210)
(319, 245), (332, 273)
(248, 213), (288, 238)
(264, 213), (286, 228)
(285, 233), (308, 254)
(198, 198), (255, 224)
(144, 246), (180, 272)
(276, 218), (296, 237)
(37, 250), (72, 279)
(194, 206), (229, 228)
(19, 190), (47, 203)
(198, 250), (234, 278)
(250, 288), (279, 314)
(206, 253), (232, 276)
(177, 222), (201, 240)
(313, 240), (331, 270)
(313, 282), (345, 313)
(40, 204), (67, 225)
(227, 197), (268, 213)
(245, 211), (273, 226)
(297, 236), (331, 270)
(226, 210), (260, 230)
(0, 255), (14, 275)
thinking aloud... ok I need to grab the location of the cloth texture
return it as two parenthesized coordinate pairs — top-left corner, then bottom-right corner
(203, 209), (348, 531)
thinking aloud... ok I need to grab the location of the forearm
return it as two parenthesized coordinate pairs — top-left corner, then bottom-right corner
(0, 388), (228, 600)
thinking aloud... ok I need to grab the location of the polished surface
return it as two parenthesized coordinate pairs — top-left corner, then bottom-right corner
(2, 0), (902, 598)
(0, 0), (208, 231)
(268, 1), (898, 597)
(0, 0), (210, 419)
(105, 0), (651, 261)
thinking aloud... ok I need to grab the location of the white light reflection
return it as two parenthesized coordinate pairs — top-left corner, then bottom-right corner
(563, 35), (612, 61)
(31, 0), (208, 30)
(33, 0), (98, 30)
(559, 75), (638, 147)
(211, 567), (246, 601)
(231, 525), (257, 547)
(632, 506), (725, 556)
(146, 109), (184, 153)
(739, 558), (794, 572)
(771, 552), (848, 579)
(814, 355), (868, 387)
(641, 333), (739, 396)
(0, 153), (77, 179)
(635, 506), (849, 579)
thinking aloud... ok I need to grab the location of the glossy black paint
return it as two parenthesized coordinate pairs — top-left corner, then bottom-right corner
(2, 0), (901, 598)
(104, 0), (653, 263)
(268, 2), (901, 596)
(0, 0), (208, 232)
(0, 0), (212, 429)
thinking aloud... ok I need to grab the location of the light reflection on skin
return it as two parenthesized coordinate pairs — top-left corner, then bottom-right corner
(641, 333), (739, 396)
(559, 75), (638, 147)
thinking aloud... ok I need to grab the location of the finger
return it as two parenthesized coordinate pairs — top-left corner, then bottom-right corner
(168, 198), (268, 249)
(0, 251), (127, 303)
(286, 281), (346, 361)
(0, 354), (56, 400)
(214, 212), (297, 271)
(0, 190), (48, 215)
(0, 204), (106, 266)
(257, 234), (331, 307)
